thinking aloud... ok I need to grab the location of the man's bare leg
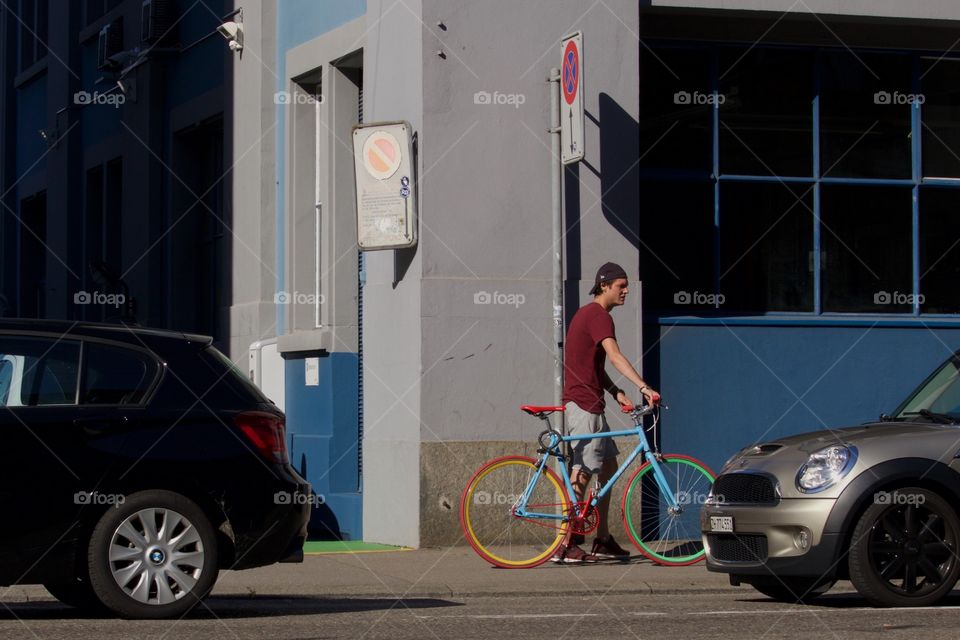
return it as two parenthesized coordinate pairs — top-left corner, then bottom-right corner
(562, 467), (591, 545)
(595, 457), (618, 540)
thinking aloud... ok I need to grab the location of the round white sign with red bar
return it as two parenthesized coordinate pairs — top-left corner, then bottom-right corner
(362, 131), (402, 181)
(352, 122), (418, 250)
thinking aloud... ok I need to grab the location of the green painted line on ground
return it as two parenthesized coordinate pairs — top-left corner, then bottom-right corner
(304, 541), (412, 554)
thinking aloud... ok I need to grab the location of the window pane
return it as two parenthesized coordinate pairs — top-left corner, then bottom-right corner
(820, 53), (912, 179)
(84, 166), (104, 322)
(19, 193), (46, 318)
(19, 0), (36, 70)
(719, 182), (814, 312)
(85, 0), (105, 24)
(0, 360), (13, 406)
(719, 48), (813, 177)
(920, 187), (960, 313)
(639, 179), (714, 311)
(639, 47), (712, 174)
(921, 59), (960, 178)
(0, 337), (80, 406)
(36, 0), (47, 60)
(81, 344), (158, 404)
(821, 185), (912, 312)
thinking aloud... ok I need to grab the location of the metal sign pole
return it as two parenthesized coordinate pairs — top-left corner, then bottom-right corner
(548, 67), (564, 437)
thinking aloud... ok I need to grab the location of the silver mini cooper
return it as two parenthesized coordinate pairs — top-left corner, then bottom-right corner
(702, 351), (960, 607)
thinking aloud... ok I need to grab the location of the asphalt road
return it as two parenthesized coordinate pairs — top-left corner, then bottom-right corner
(5, 587), (960, 639)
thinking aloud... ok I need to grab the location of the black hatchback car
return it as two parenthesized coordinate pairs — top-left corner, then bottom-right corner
(0, 320), (310, 618)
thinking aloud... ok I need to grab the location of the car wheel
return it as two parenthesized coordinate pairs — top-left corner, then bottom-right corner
(849, 487), (960, 607)
(43, 576), (107, 611)
(749, 578), (836, 603)
(87, 490), (219, 619)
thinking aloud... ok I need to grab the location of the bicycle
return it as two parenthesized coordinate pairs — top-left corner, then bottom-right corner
(460, 402), (715, 568)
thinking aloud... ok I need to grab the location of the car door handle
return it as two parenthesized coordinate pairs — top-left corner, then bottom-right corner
(73, 415), (129, 435)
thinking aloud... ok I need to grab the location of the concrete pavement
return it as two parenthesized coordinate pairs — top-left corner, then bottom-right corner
(236, 546), (745, 598)
(239, 546), (743, 599)
(3, 545), (861, 608)
(1, 546), (751, 606)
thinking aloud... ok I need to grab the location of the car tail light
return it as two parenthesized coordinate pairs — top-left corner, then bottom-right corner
(234, 411), (289, 464)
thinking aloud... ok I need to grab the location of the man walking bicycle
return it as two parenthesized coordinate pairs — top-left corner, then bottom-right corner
(552, 262), (661, 563)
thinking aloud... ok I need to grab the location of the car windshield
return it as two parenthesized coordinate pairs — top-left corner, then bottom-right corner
(893, 357), (960, 421)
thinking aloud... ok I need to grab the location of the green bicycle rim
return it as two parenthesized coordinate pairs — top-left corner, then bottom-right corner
(623, 456), (714, 564)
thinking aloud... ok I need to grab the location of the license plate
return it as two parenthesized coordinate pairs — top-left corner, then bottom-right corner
(710, 516), (733, 533)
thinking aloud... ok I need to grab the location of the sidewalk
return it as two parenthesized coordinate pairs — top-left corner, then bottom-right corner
(4, 546), (844, 605)
(212, 546), (745, 600)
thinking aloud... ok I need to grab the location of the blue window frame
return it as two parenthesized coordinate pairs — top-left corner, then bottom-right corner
(639, 43), (960, 318)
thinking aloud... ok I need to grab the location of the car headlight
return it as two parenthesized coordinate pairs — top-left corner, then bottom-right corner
(796, 445), (857, 493)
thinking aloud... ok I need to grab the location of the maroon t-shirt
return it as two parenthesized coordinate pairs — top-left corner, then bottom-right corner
(562, 302), (615, 414)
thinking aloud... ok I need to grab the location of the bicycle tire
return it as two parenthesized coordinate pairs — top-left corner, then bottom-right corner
(621, 454), (715, 566)
(460, 455), (570, 568)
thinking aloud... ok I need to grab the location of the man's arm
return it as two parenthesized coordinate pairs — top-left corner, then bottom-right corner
(600, 370), (621, 396)
(601, 337), (660, 405)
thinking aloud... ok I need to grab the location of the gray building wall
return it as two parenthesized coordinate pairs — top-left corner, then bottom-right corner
(228, 0), (279, 360)
(361, 0), (425, 548)
(413, 0), (642, 545)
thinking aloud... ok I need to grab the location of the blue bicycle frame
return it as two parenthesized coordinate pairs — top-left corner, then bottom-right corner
(513, 409), (679, 523)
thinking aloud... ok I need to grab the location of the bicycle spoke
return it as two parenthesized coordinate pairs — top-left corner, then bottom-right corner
(622, 455), (714, 565)
(461, 456), (568, 568)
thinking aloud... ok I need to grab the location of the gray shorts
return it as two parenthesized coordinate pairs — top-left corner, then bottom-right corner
(565, 401), (619, 475)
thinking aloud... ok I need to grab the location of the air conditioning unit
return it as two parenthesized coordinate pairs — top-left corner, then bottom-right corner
(249, 338), (286, 411)
(141, 0), (175, 45)
(97, 18), (123, 70)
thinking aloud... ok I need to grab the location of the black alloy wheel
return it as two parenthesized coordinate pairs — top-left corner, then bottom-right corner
(849, 487), (960, 607)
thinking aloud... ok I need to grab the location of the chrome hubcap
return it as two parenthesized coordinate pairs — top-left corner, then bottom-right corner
(108, 508), (205, 606)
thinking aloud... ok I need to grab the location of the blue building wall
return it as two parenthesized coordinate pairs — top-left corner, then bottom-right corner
(77, 41), (121, 143)
(276, 1), (366, 540)
(285, 354), (362, 539)
(168, 9), (225, 106)
(5, 0), (228, 324)
(15, 76), (46, 180)
(654, 319), (960, 474)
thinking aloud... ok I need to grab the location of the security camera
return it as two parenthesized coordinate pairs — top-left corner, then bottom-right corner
(217, 20), (243, 52)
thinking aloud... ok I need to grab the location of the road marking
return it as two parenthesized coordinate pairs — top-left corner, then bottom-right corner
(417, 613), (602, 619)
(683, 606), (960, 616)
(416, 604), (960, 621)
